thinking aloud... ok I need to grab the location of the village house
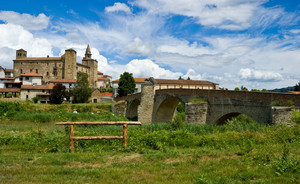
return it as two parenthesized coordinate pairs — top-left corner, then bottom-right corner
(20, 84), (55, 103)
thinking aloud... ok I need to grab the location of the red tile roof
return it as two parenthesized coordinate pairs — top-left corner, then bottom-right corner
(49, 79), (77, 83)
(103, 75), (111, 77)
(98, 77), (109, 81)
(0, 88), (20, 92)
(4, 69), (13, 72)
(98, 71), (103, 75)
(113, 78), (147, 83)
(21, 84), (55, 90)
(288, 91), (300, 94)
(21, 72), (42, 77)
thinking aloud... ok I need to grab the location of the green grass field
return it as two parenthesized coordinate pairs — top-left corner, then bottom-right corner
(0, 102), (299, 183)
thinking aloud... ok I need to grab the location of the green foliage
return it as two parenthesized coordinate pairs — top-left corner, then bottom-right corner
(295, 82), (300, 91)
(170, 112), (185, 130)
(189, 98), (207, 103)
(99, 88), (112, 93)
(176, 102), (185, 113)
(187, 77), (190, 80)
(0, 102), (23, 119)
(272, 100), (295, 106)
(50, 84), (66, 104)
(72, 73), (92, 103)
(273, 144), (300, 175)
(32, 96), (39, 103)
(290, 109), (300, 124)
(234, 87), (240, 91)
(117, 72), (135, 97)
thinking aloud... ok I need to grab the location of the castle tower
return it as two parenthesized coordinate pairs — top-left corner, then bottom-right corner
(16, 49), (27, 59)
(85, 44), (92, 59)
(63, 49), (77, 79)
(82, 45), (98, 87)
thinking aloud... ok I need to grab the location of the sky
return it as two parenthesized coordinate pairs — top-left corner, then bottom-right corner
(0, 0), (300, 90)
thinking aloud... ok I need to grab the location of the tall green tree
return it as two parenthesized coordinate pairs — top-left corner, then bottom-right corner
(295, 82), (300, 91)
(187, 77), (191, 80)
(50, 84), (66, 104)
(72, 72), (92, 103)
(117, 72), (136, 97)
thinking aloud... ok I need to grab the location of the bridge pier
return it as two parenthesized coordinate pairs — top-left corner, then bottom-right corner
(138, 84), (155, 124)
(185, 102), (208, 124)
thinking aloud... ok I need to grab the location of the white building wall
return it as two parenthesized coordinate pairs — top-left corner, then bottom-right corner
(0, 69), (4, 78)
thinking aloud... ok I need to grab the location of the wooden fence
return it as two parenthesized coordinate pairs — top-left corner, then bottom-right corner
(56, 121), (142, 152)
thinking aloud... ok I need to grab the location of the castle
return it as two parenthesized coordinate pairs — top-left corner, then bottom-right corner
(13, 45), (98, 87)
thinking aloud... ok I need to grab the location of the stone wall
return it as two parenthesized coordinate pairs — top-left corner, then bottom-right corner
(272, 107), (300, 124)
(112, 100), (127, 117)
(185, 102), (208, 124)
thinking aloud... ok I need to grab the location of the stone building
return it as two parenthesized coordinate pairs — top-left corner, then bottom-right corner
(13, 45), (98, 87)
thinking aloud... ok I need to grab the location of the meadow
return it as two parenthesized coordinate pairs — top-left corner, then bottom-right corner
(0, 101), (299, 183)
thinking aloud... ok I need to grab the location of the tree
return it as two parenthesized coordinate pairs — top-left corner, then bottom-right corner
(295, 82), (300, 91)
(187, 77), (191, 80)
(234, 87), (240, 91)
(50, 83), (66, 104)
(117, 72), (136, 97)
(72, 72), (92, 103)
(178, 76), (183, 80)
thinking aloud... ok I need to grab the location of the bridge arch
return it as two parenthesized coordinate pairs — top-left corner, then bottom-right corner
(126, 99), (140, 120)
(215, 112), (257, 125)
(153, 96), (185, 123)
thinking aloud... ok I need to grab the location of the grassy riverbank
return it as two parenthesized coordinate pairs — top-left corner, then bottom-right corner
(0, 102), (299, 183)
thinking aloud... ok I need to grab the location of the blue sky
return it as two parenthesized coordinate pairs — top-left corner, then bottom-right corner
(0, 0), (300, 89)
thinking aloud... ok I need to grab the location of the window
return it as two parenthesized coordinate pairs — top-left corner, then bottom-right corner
(25, 77), (29, 80)
(42, 90), (45, 92)
(30, 69), (32, 72)
(54, 63), (57, 67)
(47, 63), (49, 66)
(36, 69), (38, 73)
(26, 95), (28, 99)
(20, 69), (23, 73)
(33, 83), (37, 85)
(46, 72), (49, 76)
(27, 89), (29, 92)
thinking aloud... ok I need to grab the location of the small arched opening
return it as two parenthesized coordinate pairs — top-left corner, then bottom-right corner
(215, 112), (257, 125)
(126, 99), (140, 121)
(154, 97), (181, 123)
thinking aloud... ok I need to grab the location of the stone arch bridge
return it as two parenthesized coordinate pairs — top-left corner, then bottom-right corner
(113, 84), (300, 124)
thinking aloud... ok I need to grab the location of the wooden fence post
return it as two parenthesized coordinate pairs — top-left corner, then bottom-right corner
(123, 124), (128, 146)
(70, 125), (74, 153)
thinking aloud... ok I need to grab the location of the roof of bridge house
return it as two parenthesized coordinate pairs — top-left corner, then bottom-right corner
(20, 72), (42, 77)
(288, 91), (300, 94)
(152, 79), (218, 86)
(113, 78), (148, 83)
(21, 84), (55, 90)
(48, 79), (77, 83)
(97, 71), (103, 75)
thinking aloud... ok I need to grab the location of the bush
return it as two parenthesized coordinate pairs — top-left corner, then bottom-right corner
(32, 96), (39, 103)
(290, 109), (300, 124)
(170, 112), (185, 130)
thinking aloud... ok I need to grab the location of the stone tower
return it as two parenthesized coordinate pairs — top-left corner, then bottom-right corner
(63, 49), (77, 79)
(82, 45), (98, 87)
(16, 49), (27, 59)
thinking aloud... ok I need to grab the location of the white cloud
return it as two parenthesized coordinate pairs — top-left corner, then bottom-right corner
(0, 24), (52, 68)
(132, 0), (293, 30)
(124, 37), (152, 55)
(238, 68), (283, 82)
(0, 11), (49, 31)
(105, 3), (131, 14)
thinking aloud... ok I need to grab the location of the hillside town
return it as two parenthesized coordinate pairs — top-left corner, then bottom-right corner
(0, 45), (221, 103)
